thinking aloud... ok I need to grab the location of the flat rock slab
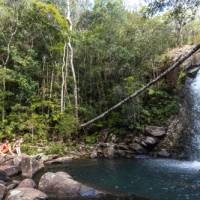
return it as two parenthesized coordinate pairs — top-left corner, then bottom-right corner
(0, 165), (19, 177)
(44, 156), (73, 165)
(145, 126), (166, 137)
(6, 187), (47, 200)
(0, 156), (15, 166)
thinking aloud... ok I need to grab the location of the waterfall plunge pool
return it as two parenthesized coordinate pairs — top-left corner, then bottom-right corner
(34, 70), (200, 200)
(34, 158), (200, 200)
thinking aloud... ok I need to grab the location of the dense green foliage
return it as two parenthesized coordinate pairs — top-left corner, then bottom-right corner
(0, 0), (199, 143)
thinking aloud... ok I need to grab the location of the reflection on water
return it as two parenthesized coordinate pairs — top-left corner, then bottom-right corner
(35, 158), (200, 200)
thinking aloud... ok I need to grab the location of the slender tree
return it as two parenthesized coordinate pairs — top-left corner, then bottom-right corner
(66, 0), (78, 119)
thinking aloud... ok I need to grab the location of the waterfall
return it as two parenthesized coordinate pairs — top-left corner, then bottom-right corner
(185, 70), (200, 160)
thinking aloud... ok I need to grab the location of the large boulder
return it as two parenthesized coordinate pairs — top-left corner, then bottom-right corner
(145, 126), (166, 137)
(93, 143), (120, 158)
(39, 171), (101, 199)
(0, 165), (20, 177)
(129, 143), (146, 154)
(116, 143), (129, 151)
(18, 179), (36, 189)
(142, 137), (158, 148)
(90, 150), (98, 159)
(157, 149), (171, 158)
(0, 170), (10, 182)
(21, 156), (44, 178)
(0, 184), (6, 200)
(103, 144), (116, 159)
(123, 134), (135, 144)
(6, 188), (47, 200)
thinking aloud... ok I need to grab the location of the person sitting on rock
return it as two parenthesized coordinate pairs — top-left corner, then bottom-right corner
(12, 138), (23, 156)
(0, 137), (14, 156)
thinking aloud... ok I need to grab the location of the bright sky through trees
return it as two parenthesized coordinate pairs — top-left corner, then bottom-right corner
(125, 0), (146, 9)
(89, 0), (146, 10)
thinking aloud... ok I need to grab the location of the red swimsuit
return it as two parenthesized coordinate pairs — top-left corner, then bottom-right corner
(1, 144), (9, 153)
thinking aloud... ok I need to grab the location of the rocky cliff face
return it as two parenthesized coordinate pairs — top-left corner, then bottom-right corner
(152, 45), (200, 159)
(153, 106), (188, 158)
(158, 45), (200, 87)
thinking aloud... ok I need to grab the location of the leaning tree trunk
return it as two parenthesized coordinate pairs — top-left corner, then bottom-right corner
(81, 43), (200, 128)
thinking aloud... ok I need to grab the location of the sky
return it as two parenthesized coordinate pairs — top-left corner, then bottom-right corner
(125, 0), (146, 10)
(89, 0), (147, 10)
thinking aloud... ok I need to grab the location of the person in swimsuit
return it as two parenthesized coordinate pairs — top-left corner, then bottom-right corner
(0, 137), (14, 155)
(12, 138), (23, 156)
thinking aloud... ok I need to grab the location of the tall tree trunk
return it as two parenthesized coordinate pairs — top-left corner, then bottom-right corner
(68, 41), (78, 118)
(80, 43), (200, 128)
(42, 56), (46, 101)
(63, 46), (69, 110)
(61, 42), (67, 112)
(1, 25), (17, 123)
(49, 66), (54, 99)
(66, 0), (79, 119)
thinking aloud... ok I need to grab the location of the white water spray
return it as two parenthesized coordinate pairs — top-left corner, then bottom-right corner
(186, 70), (200, 160)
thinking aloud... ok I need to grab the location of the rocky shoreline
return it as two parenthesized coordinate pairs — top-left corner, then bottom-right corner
(90, 119), (186, 160)
(0, 154), (157, 200)
(0, 113), (188, 199)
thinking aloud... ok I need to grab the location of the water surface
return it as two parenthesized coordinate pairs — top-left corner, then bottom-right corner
(35, 158), (200, 200)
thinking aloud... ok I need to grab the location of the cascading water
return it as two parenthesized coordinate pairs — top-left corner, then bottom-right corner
(185, 70), (200, 160)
